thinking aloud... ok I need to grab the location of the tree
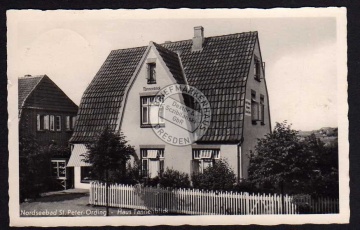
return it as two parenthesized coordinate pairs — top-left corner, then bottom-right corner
(83, 127), (136, 182)
(82, 127), (136, 215)
(19, 134), (52, 202)
(192, 158), (236, 191)
(248, 121), (339, 198)
(304, 134), (338, 198)
(248, 122), (315, 195)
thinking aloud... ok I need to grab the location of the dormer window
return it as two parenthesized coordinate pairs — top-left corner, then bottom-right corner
(147, 60), (156, 84)
(254, 55), (261, 81)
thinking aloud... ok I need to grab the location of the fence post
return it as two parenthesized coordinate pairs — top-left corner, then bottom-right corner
(245, 192), (250, 214)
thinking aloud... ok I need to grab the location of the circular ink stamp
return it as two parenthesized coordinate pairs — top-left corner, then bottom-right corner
(151, 84), (211, 146)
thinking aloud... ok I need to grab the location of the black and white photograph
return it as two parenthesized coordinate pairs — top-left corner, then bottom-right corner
(7, 8), (348, 226)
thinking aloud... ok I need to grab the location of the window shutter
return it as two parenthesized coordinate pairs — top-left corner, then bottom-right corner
(50, 115), (55, 131)
(71, 116), (76, 130)
(44, 115), (49, 130)
(66, 116), (70, 130)
(251, 102), (259, 121)
(261, 104), (265, 122)
(37, 114), (40, 131)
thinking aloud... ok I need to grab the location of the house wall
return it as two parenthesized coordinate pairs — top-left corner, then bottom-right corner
(219, 144), (238, 173)
(120, 47), (193, 173)
(120, 46), (240, 175)
(74, 166), (91, 189)
(241, 38), (271, 179)
(20, 108), (77, 147)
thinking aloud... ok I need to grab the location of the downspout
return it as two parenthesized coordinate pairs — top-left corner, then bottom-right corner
(237, 137), (244, 184)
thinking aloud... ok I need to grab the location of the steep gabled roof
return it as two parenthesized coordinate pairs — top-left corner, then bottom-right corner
(18, 75), (43, 109)
(18, 75), (78, 112)
(70, 47), (147, 142)
(70, 31), (258, 143)
(152, 42), (187, 85)
(163, 32), (257, 142)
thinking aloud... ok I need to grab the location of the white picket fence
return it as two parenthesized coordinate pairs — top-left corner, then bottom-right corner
(89, 182), (338, 215)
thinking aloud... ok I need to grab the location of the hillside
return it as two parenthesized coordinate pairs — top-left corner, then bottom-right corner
(298, 127), (338, 145)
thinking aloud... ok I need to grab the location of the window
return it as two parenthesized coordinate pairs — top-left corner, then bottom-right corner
(260, 95), (265, 124)
(37, 114), (49, 131)
(141, 149), (164, 178)
(51, 160), (66, 179)
(81, 166), (93, 183)
(71, 116), (76, 130)
(254, 55), (261, 81)
(55, 116), (61, 131)
(50, 115), (55, 131)
(141, 96), (164, 127)
(66, 116), (77, 131)
(66, 116), (71, 130)
(191, 149), (220, 174)
(251, 90), (259, 124)
(147, 62), (156, 84)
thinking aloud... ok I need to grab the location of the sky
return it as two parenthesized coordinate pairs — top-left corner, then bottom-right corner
(7, 9), (344, 131)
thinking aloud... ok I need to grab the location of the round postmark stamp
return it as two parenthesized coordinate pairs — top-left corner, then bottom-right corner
(151, 84), (211, 146)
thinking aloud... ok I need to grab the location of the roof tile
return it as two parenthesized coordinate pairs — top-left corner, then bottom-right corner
(71, 31), (258, 143)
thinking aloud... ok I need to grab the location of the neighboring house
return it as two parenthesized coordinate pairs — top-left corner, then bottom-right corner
(19, 74), (78, 189)
(68, 26), (271, 189)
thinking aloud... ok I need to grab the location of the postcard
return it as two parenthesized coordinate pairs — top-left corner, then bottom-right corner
(7, 8), (349, 226)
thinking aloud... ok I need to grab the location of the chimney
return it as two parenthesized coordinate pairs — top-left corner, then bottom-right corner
(192, 26), (204, 52)
(24, 74), (32, 77)
(165, 41), (171, 44)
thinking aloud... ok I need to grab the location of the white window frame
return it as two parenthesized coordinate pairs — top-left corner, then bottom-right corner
(147, 62), (156, 84)
(141, 96), (165, 126)
(66, 116), (71, 130)
(37, 114), (45, 131)
(51, 159), (67, 179)
(141, 149), (165, 178)
(37, 114), (49, 131)
(192, 149), (220, 174)
(55, 116), (61, 131)
(49, 115), (55, 131)
(65, 116), (76, 130)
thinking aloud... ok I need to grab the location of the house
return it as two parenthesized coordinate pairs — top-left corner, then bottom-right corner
(18, 74), (78, 189)
(67, 26), (271, 189)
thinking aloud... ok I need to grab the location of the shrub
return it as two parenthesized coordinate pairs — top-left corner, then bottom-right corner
(19, 135), (53, 201)
(111, 161), (142, 185)
(158, 168), (191, 189)
(192, 158), (236, 191)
